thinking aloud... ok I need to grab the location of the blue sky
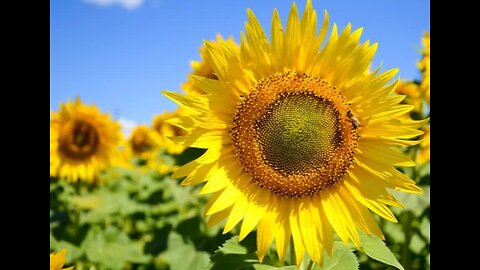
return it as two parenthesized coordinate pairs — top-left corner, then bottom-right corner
(51, 0), (430, 132)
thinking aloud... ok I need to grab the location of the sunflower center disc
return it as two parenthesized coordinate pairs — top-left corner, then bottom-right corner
(231, 71), (358, 198)
(59, 120), (99, 159)
(257, 92), (342, 175)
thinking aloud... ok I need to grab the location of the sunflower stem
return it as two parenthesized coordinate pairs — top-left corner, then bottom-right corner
(289, 244), (295, 266)
(306, 259), (314, 270)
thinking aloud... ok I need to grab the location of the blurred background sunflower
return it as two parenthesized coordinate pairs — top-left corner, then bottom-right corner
(50, 98), (122, 183)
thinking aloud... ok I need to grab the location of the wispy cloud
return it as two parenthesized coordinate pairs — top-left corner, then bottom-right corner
(82, 0), (145, 10)
(118, 118), (138, 137)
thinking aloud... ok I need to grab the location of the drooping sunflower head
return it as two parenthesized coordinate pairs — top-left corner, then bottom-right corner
(50, 98), (122, 183)
(152, 110), (187, 154)
(165, 0), (426, 266)
(50, 248), (74, 270)
(181, 34), (238, 96)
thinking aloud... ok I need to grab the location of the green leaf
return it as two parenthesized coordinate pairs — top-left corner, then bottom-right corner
(382, 222), (404, 243)
(164, 232), (210, 270)
(409, 234), (425, 254)
(75, 189), (146, 224)
(316, 241), (358, 270)
(359, 231), (404, 270)
(418, 162), (430, 178)
(208, 235), (259, 270)
(419, 217), (430, 243)
(84, 226), (150, 270)
(219, 236), (249, 254)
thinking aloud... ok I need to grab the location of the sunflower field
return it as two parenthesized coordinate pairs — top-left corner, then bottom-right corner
(50, 1), (430, 269)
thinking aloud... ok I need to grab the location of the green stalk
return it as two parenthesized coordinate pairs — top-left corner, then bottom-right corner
(306, 259), (314, 270)
(289, 244), (295, 266)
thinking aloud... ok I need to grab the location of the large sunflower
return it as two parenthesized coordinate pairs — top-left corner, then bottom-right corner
(164, 1), (425, 266)
(50, 98), (122, 182)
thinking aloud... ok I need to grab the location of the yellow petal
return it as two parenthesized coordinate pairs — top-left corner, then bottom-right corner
(298, 198), (324, 264)
(358, 141), (415, 167)
(321, 187), (361, 248)
(361, 123), (424, 139)
(344, 171), (399, 223)
(284, 2), (300, 69)
(189, 75), (238, 115)
(183, 128), (229, 149)
(270, 9), (284, 67)
(163, 91), (208, 114)
(256, 210), (278, 263)
(223, 195), (248, 234)
(207, 206), (232, 227)
(289, 205), (305, 267)
(239, 187), (269, 240)
(172, 160), (200, 179)
(205, 185), (240, 215)
(368, 105), (414, 124)
(199, 156), (243, 195)
(274, 199), (291, 261)
(314, 200), (334, 256)
(360, 136), (422, 147)
(50, 249), (67, 270)
(180, 162), (216, 186)
(354, 155), (423, 194)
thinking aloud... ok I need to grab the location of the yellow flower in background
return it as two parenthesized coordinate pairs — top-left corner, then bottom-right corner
(417, 127), (430, 165)
(50, 249), (73, 270)
(126, 125), (158, 161)
(418, 32), (430, 105)
(395, 81), (422, 112)
(164, 0), (426, 266)
(152, 111), (186, 155)
(50, 98), (122, 183)
(124, 124), (178, 174)
(181, 35), (238, 96)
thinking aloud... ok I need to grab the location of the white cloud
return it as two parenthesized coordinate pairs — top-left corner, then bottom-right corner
(118, 118), (138, 137)
(82, 0), (145, 10)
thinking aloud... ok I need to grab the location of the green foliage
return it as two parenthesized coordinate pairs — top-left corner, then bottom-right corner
(208, 235), (259, 270)
(51, 146), (430, 270)
(163, 232), (210, 270)
(315, 242), (359, 270)
(84, 226), (150, 269)
(359, 232), (403, 270)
